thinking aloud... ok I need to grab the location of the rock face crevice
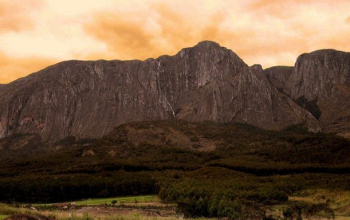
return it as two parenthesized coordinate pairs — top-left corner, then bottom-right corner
(2, 41), (349, 141)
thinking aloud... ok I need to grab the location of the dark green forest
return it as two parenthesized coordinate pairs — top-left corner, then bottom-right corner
(0, 120), (350, 218)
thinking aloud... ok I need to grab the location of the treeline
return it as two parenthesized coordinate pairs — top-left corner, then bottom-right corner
(209, 161), (350, 176)
(0, 171), (155, 203)
(157, 168), (350, 218)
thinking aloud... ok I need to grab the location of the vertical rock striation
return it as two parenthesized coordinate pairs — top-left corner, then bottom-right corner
(0, 41), (328, 141)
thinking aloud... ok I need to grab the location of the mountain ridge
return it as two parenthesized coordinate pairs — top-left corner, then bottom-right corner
(0, 41), (349, 141)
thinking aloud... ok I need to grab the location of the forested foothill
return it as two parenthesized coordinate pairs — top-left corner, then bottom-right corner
(1, 120), (350, 219)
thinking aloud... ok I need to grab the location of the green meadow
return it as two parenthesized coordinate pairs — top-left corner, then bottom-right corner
(73, 195), (156, 205)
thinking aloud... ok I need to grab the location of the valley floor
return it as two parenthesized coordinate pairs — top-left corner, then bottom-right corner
(1, 191), (350, 220)
(0, 195), (182, 220)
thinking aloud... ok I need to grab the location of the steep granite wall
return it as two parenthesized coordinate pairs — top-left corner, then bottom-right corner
(0, 41), (323, 141)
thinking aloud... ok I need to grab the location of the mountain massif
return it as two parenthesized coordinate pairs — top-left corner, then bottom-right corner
(0, 41), (349, 141)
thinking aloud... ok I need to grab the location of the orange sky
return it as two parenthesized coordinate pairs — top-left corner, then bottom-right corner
(0, 0), (350, 84)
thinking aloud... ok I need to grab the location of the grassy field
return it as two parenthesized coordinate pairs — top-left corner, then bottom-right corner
(0, 195), (173, 220)
(0, 202), (203, 220)
(336, 217), (350, 220)
(74, 195), (156, 206)
(47, 214), (211, 220)
(290, 189), (350, 219)
(34, 195), (158, 207)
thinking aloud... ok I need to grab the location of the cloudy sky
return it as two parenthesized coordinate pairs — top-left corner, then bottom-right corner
(0, 0), (349, 83)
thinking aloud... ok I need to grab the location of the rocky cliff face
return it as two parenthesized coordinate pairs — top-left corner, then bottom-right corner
(286, 50), (350, 100)
(3, 41), (349, 142)
(269, 50), (350, 136)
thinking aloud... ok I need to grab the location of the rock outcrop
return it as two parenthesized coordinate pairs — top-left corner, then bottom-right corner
(4, 41), (349, 142)
(270, 50), (350, 136)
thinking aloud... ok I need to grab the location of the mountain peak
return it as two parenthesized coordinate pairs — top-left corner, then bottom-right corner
(176, 41), (228, 56)
(251, 64), (263, 71)
(195, 40), (221, 48)
(296, 49), (350, 64)
(308, 49), (349, 55)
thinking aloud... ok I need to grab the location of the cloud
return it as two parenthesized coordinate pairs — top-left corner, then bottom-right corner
(1, 0), (350, 84)
(84, 13), (155, 60)
(248, 0), (343, 12)
(82, 0), (350, 69)
(0, 52), (57, 83)
(229, 0), (350, 66)
(0, 0), (42, 33)
(83, 2), (252, 62)
(81, 1), (305, 67)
